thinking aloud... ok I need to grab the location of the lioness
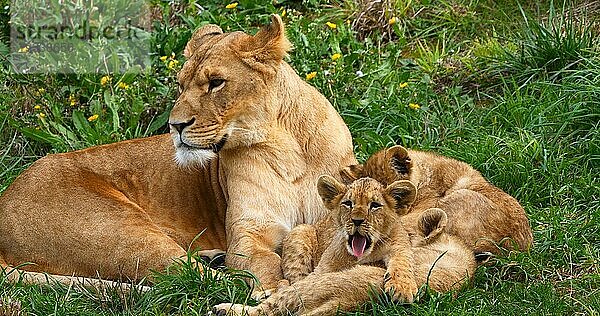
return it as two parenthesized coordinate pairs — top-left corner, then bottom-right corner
(213, 203), (477, 316)
(0, 15), (356, 292)
(341, 145), (533, 253)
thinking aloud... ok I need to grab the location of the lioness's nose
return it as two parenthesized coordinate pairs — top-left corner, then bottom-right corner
(352, 218), (364, 226)
(170, 117), (195, 134)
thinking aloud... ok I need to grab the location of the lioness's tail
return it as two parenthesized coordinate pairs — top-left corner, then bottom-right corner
(0, 258), (150, 293)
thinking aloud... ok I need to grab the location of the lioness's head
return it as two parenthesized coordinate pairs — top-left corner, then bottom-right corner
(340, 145), (412, 185)
(169, 15), (291, 166)
(317, 175), (417, 258)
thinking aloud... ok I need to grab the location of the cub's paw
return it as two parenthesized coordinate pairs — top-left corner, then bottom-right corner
(251, 288), (276, 301)
(383, 273), (418, 304)
(211, 303), (253, 316)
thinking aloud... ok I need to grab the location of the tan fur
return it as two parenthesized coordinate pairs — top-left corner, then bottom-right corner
(0, 15), (356, 291)
(213, 207), (476, 316)
(304, 176), (419, 303)
(341, 145), (533, 253)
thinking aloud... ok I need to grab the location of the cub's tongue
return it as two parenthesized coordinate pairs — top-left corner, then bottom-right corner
(351, 234), (367, 257)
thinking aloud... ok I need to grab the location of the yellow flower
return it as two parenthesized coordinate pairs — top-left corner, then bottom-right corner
(281, 9), (286, 17)
(87, 114), (99, 122)
(33, 105), (41, 110)
(160, 55), (168, 62)
(38, 113), (46, 118)
(100, 75), (111, 86)
(38, 88), (45, 93)
(399, 82), (408, 88)
(68, 94), (76, 106)
(326, 22), (337, 29)
(168, 59), (179, 69)
(118, 82), (130, 90)
(306, 72), (317, 80)
(331, 53), (342, 61)
(388, 17), (397, 25)
(408, 103), (420, 110)
(18, 46), (29, 53)
(225, 2), (238, 9)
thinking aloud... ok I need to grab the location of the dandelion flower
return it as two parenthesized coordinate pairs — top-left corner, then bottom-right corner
(306, 72), (317, 80)
(33, 105), (41, 110)
(388, 17), (397, 25)
(38, 88), (45, 93)
(226, 2), (238, 9)
(118, 82), (130, 90)
(326, 22), (337, 29)
(168, 59), (179, 69)
(18, 46), (29, 53)
(331, 53), (342, 61)
(38, 113), (46, 118)
(399, 82), (408, 88)
(160, 55), (168, 62)
(88, 114), (99, 122)
(281, 8), (286, 17)
(68, 94), (77, 106)
(100, 75), (111, 86)
(408, 103), (420, 110)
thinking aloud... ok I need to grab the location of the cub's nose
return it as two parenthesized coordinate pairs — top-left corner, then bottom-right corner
(169, 117), (195, 134)
(352, 218), (365, 226)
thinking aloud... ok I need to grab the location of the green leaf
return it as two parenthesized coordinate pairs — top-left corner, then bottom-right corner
(147, 109), (171, 134)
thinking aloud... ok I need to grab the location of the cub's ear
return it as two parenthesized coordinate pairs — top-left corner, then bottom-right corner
(238, 14), (292, 64)
(184, 24), (223, 58)
(385, 145), (412, 177)
(340, 164), (364, 185)
(384, 180), (417, 215)
(418, 208), (448, 242)
(317, 175), (346, 209)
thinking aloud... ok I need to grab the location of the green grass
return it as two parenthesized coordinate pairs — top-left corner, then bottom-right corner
(1, 0), (599, 315)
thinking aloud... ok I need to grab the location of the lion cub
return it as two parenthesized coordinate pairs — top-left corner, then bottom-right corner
(341, 145), (533, 253)
(283, 175), (419, 303)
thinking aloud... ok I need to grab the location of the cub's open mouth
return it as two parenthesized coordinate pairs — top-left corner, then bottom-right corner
(348, 232), (372, 258)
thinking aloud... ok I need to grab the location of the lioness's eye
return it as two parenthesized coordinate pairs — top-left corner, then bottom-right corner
(341, 200), (353, 208)
(208, 78), (225, 92)
(370, 201), (383, 210)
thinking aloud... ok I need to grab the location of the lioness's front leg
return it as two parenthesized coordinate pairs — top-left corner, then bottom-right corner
(227, 219), (289, 293)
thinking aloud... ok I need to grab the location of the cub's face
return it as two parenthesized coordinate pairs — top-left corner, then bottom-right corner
(317, 176), (417, 258)
(168, 15), (290, 167)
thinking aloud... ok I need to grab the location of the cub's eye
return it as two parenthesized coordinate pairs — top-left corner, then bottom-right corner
(208, 78), (225, 92)
(369, 201), (383, 210)
(341, 200), (353, 208)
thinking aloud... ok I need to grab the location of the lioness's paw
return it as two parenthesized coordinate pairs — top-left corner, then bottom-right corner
(384, 274), (418, 304)
(212, 303), (253, 316)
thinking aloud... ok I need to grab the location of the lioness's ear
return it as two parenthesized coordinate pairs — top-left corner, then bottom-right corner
(184, 24), (223, 58)
(340, 164), (364, 185)
(418, 208), (448, 242)
(384, 180), (417, 215)
(385, 145), (412, 177)
(238, 14), (292, 63)
(317, 175), (346, 209)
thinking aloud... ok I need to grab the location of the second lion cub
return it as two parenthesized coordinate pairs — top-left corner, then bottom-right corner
(282, 175), (419, 303)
